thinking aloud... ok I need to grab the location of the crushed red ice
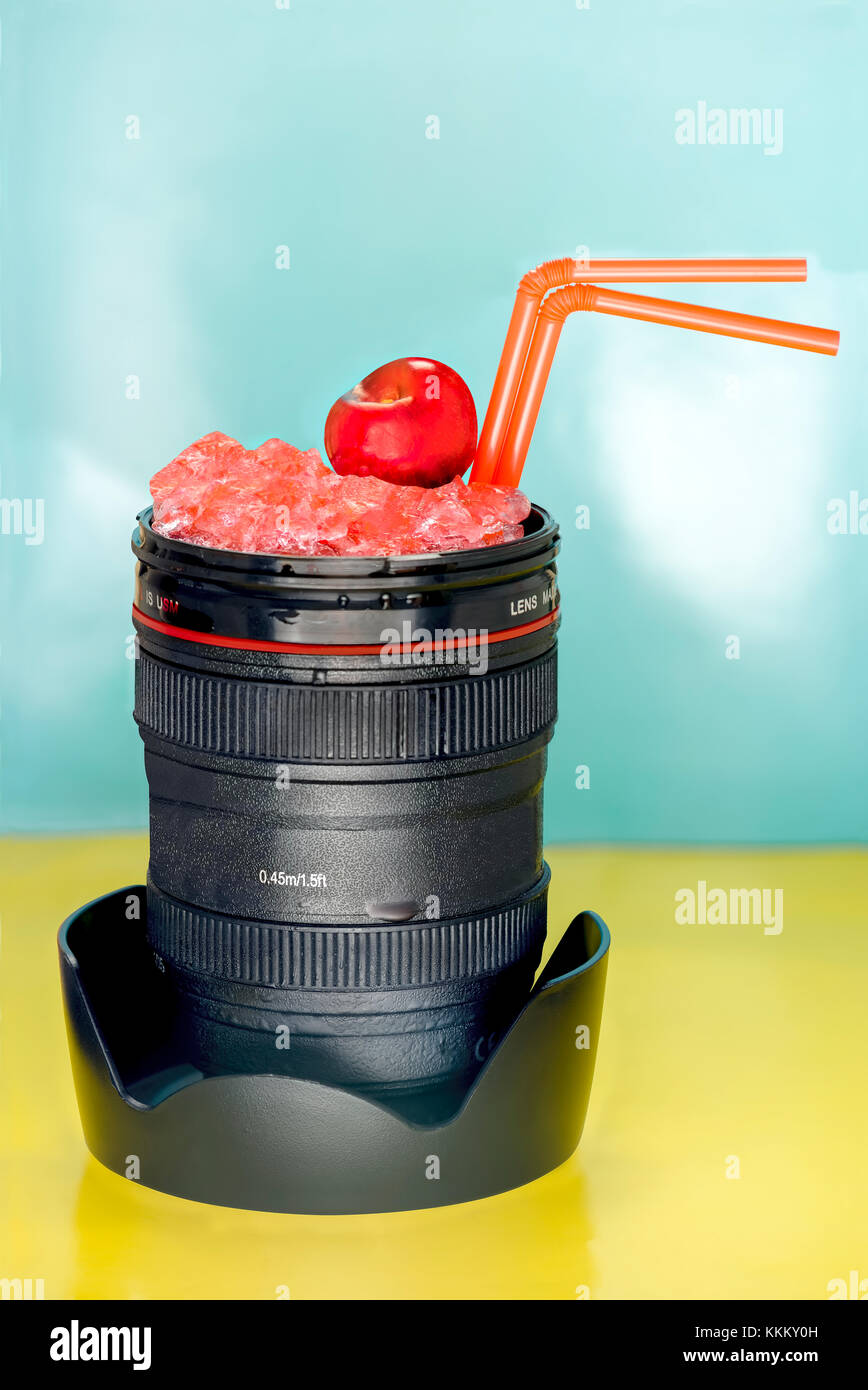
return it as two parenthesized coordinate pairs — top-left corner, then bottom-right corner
(150, 432), (530, 556)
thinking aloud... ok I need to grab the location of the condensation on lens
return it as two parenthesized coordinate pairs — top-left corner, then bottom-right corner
(132, 507), (559, 1117)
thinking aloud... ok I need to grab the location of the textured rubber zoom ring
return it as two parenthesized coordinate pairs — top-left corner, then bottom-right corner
(147, 871), (550, 990)
(135, 648), (557, 763)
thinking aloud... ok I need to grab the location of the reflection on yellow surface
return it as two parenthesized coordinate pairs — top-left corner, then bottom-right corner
(1, 836), (866, 1299)
(69, 1159), (594, 1301)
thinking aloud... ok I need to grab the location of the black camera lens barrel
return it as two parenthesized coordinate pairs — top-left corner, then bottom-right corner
(132, 503), (559, 648)
(132, 506), (560, 1103)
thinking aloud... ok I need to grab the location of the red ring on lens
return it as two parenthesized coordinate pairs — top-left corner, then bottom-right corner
(132, 604), (559, 655)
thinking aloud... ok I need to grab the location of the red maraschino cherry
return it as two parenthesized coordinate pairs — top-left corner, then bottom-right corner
(324, 357), (477, 488)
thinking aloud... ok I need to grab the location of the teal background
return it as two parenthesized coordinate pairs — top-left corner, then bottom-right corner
(0, 0), (864, 840)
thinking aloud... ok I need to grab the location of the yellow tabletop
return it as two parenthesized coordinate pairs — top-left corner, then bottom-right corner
(1, 836), (865, 1300)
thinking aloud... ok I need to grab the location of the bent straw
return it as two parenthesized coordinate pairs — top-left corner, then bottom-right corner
(471, 257), (808, 486)
(492, 282), (840, 490)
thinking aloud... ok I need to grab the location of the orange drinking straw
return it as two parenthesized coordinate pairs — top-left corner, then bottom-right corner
(472, 258), (808, 485)
(493, 282), (840, 489)
(470, 257), (838, 489)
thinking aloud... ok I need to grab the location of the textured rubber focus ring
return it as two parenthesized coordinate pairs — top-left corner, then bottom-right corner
(147, 870), (550, 990)
(135, 647), (557, 764)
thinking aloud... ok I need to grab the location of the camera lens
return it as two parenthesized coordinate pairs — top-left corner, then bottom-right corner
(132, 507), (559, 1116)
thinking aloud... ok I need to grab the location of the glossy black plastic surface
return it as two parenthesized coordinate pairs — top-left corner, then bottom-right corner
(132, 504), (559, 647)
(59, 886), (610, 1214)
(132, 509), (561, 1097)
